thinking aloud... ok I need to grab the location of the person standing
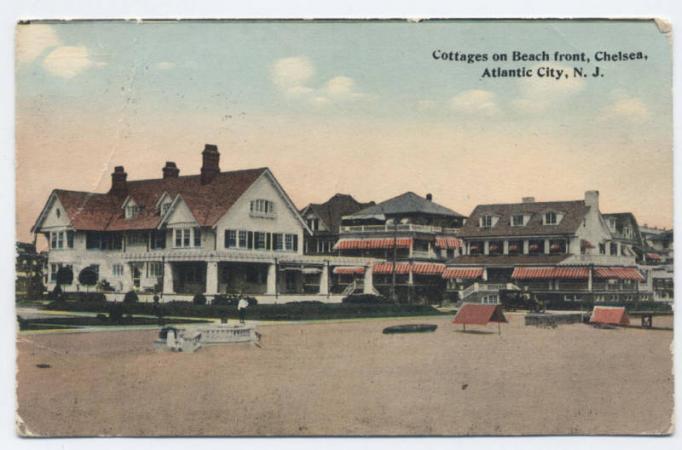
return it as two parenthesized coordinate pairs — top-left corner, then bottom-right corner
(238, 297), (249, 324)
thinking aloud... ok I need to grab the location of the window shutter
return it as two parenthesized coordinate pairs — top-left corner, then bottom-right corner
(248, 231), (254, 249)
(293, 234), (298, 252)
(224, 230), (229, 248)
(266, 233), (272, 250)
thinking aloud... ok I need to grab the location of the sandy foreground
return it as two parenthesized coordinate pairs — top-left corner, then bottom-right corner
(16, 313), (674, 437)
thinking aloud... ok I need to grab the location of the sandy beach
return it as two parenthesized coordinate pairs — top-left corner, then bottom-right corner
(16, 313), (673, 436)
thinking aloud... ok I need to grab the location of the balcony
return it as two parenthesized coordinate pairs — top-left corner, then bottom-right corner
(340, 224), (459, 234)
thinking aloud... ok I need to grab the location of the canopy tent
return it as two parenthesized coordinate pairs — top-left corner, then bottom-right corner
(590, 306), (630, 326)
(452, 303), (508, 333)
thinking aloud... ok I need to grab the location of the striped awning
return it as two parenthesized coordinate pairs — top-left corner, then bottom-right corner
(435, 236), (463, 249)
(593, 267), (644, 281)
(333, 266), (365, 275)
(646, 252), (662, 261)
(334, 237), (413, 250)
(372, 262), (445, 276)
(442, 267), (484, 280)
(512, 266), (589, 280)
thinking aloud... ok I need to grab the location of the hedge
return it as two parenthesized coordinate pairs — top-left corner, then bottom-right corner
(44, 300), (447, 321)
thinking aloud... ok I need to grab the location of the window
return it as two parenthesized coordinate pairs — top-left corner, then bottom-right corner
(173, 228), (199, 248)
(255, 232), (267, 250)
(238, 230), (248, 248)
(508, 240), (523, 255)
(469, 241), (483, 256)
(544, 212), (557, 225)
(148, 262), (163, 277)
(488, 240), (503, 255)
(55, 208), (61, 218)
(49, 231), (74, 250)
(480, 215), (493, 228)
(274, 233), (284, 251)
(150, 231), (166, 250)
(549, 239), (567, 254)
(160, 202), (171, 216)
(125, 204), (141, 219)
(127, 232), (147, 246)
(610, 242), (618, 256)
(284, 234), (298, 252)
(599, 243), (606, 255)
(250, 199), (275, 217)
(307, 218), (319, 231)
(112, 264), (124, 276)
(225, 230), (237, 248)
(511, 215), (525, 227)
(86, 232), (122, 250)
(528, 239), (544, 255)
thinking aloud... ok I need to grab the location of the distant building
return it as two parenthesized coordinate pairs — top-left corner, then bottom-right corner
(300, 194), (374, 255)
(15, 242), (46, 299)
(602, 213), (644, 261)
(336, 192), (466, 302)
(448, 191), (651, 304)
(640, 226), (674, 265)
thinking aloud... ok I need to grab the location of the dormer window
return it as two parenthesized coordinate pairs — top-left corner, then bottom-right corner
(125, 205), (141, 219)
(307, 218), (319, 231)
(544, 211), (558, 225)
(511, 214), (525, 227)
(160, 202), (171, 216)
(250, 199), (275, 218)
(479, 215), (494, 228)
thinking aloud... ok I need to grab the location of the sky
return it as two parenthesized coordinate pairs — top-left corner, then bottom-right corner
(15, 20), (673, 243)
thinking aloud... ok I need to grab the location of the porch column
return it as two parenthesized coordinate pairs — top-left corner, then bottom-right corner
(122, 263), (134, 292)
(544, 239), (550, 254)
(266, 263), (277, 295)
(206, 261), (218, 295)
(587, 266), (593, 292)
(503, 240), (509, 255)
(363, 265), (374, 294)
(483, 241), (489, 255)
(319, 263), (329, 295)
(163, 262), (174, 294)
(482, 267), (488, 281)
(523, 240), (529, 255)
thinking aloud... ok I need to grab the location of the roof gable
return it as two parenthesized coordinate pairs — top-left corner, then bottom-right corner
(302, 194), (374, 233)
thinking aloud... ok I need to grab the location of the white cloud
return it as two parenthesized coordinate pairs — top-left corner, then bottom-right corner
(512, 65), (585, 114)
(16, 24), (61, 64)
(416, 100), (436, 111)
(270, 56), (365, 107)
(42, 46), (105, 79)
(271, 56), (315, 90)
(599, 97), (650, 124)
(450, 89), (499, 116)
(156, 61), (175, 70)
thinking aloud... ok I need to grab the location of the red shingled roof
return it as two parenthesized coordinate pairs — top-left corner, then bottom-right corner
(590, 306), (630, 326)
(452, 303), (507, 325)
(43, 168), (267, 232)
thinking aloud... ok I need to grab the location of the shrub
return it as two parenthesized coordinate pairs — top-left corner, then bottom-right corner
(108, 302), (125, 324)
(55, 266), (73, 286)
(153, 294), (160, 304)
(246, 296), (258, 306)
(97, 279), (115, 292)
(193, 293), (207, 305)
(78, 267), (99, 291)
(48, 284), (64, 302)
(342, 294), (391, 305)
(212, 294), (238, 306)
(63, 292), (106, 303)
(96, 313), (108, 322)
(123, 290), (139, 304)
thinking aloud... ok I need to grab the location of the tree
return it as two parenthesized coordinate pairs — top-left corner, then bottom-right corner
(55, 266), (73, 287)
(78, 267), (98, 292)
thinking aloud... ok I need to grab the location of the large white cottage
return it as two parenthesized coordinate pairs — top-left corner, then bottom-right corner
(32, 144), (374, 302)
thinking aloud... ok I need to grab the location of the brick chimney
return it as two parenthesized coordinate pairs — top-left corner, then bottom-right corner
(200, 144), (220, 184)
(522, 197), (535, 203)
(426, 193), (433, 201)
(110, 166), (128, 196)
(584, 190), (599, 209)
(162, 161), (180, 179)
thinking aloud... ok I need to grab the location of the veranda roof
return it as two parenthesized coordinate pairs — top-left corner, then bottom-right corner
(593, 267), (644, 281)
(332, 266), (365, 275)
(442, 267), (484, 280)
(334, 237), (413, 250)
(372, 262), (445, 276)
(435, 236), (463, 249)
(511, 266), (589, 280)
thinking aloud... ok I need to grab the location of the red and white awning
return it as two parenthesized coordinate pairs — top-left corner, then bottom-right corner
(442, 267), (484, 280)
(512, 266), (589, 280)
(593, 267), (644, 281)
(334, 237), (413, 250)
(435, 236), (463, 249)
(372, 262), (445, 276)
(333, 266), (365, 275)
(646, 252), (662, 261)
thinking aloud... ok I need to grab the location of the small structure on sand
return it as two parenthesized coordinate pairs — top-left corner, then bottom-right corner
(196, 323), (259, 344)
(383, 324), (438, 334)
(453, 303), (507, 334)
(154, 327), (202, 352)
(590, 306), (630, 327)
(525, 312), (584, 328)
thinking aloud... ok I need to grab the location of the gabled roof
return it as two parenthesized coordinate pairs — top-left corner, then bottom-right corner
(35, 168), (267, 232)
(301, 194), (374, 233)
(602, 212), (643, 244)
(459, 200), (589, 238)
(345, 192), (465, 220)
